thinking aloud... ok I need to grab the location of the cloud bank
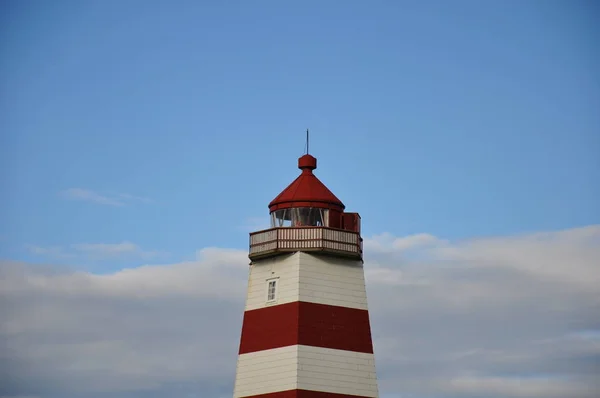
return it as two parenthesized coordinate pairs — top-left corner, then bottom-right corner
(60, 189), (152, 207)
(26, 242), (166, 261)
(1, 226), (599, 398)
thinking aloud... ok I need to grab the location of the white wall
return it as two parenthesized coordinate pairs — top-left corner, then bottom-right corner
(246, 252), (369, 312)
(298, 252), (369, 310)
(236, 252), (378, 397)
(245, 253), (300, 311)
(234, 345), (379, 398)
(233, 345), (298, 397)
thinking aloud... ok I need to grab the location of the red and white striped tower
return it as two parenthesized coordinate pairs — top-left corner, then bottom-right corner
(233, 152), (378, 398)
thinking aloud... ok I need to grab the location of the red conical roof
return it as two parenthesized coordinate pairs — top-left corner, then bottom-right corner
(269, 154), (345, 212)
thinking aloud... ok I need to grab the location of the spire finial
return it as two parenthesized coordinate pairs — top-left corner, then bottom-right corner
(299, 129), (316, 172)
(306, 128), (309, 155)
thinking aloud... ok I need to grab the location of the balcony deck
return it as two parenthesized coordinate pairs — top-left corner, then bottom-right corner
(249, 227), (363, 261)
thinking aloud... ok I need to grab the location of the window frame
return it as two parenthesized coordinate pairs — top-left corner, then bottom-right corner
(270, 207), (329, 227)
(266, 277), (279, 303)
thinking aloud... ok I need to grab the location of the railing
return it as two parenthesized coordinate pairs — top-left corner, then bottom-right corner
(249, 227), (362, 260)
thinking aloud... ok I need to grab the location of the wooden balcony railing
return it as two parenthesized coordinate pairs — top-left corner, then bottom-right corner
(249, 227), (363, 261)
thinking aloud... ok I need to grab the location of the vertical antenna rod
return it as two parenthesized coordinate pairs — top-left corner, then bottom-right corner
(306, 129), (309, 154)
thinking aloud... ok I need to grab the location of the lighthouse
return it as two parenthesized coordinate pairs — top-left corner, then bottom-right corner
(233, 152), (379, 398)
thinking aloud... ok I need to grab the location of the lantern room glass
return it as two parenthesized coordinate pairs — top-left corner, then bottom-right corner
(270, 208), (328, 228)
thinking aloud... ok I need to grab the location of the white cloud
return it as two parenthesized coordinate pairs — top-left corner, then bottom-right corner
(60, 188), (152, 207)
(61, 188), (124, 206)
(0, 396), (41, 398)
(70, 242), (166, 260)
(116, 193), (153, 204)
(70, 242), (140, 255)
(366, 232), (442, 253)
(444, 375), (596, 397)
(2, 225), (599, 398)
(24, 245), (74, 259)
(27, 242), (167, 261)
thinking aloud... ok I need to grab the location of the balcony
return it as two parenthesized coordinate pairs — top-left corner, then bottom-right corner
(249, 227), (363, 261)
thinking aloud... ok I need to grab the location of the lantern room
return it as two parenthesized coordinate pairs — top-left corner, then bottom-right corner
(268, 154), (361, 231)
(249, 154), (362, 261)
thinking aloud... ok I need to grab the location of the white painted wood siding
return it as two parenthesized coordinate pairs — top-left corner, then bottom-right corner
(298, 252), (369, 311)
(233, 345), (298, 398)
(245, 253), (300, 311)
(246, 252), (369, 311)
(297, 345), (378, 397)
(233, 345), (379, 398)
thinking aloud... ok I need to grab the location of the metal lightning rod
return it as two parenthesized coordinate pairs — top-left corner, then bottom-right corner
(306, 129), (309, 154)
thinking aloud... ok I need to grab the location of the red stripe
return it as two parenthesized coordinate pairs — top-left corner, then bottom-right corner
(240, 390), (373, 398)
(238, 301), (374, 354)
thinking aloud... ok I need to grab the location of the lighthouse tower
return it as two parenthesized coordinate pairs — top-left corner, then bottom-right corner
(233, 153), (379, 398)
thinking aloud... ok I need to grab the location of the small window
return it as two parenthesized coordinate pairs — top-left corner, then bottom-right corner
(266, 279), (277, 302)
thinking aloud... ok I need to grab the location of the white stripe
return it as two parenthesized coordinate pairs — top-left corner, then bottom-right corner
(245, 252), (369, 311)
(233, 345), (379, 398)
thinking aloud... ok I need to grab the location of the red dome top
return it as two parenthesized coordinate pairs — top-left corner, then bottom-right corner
(269, 154), (345, 212)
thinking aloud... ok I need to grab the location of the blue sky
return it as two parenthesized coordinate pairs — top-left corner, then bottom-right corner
(2, 0), (598, 270)
(0, 1), (599, 398)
